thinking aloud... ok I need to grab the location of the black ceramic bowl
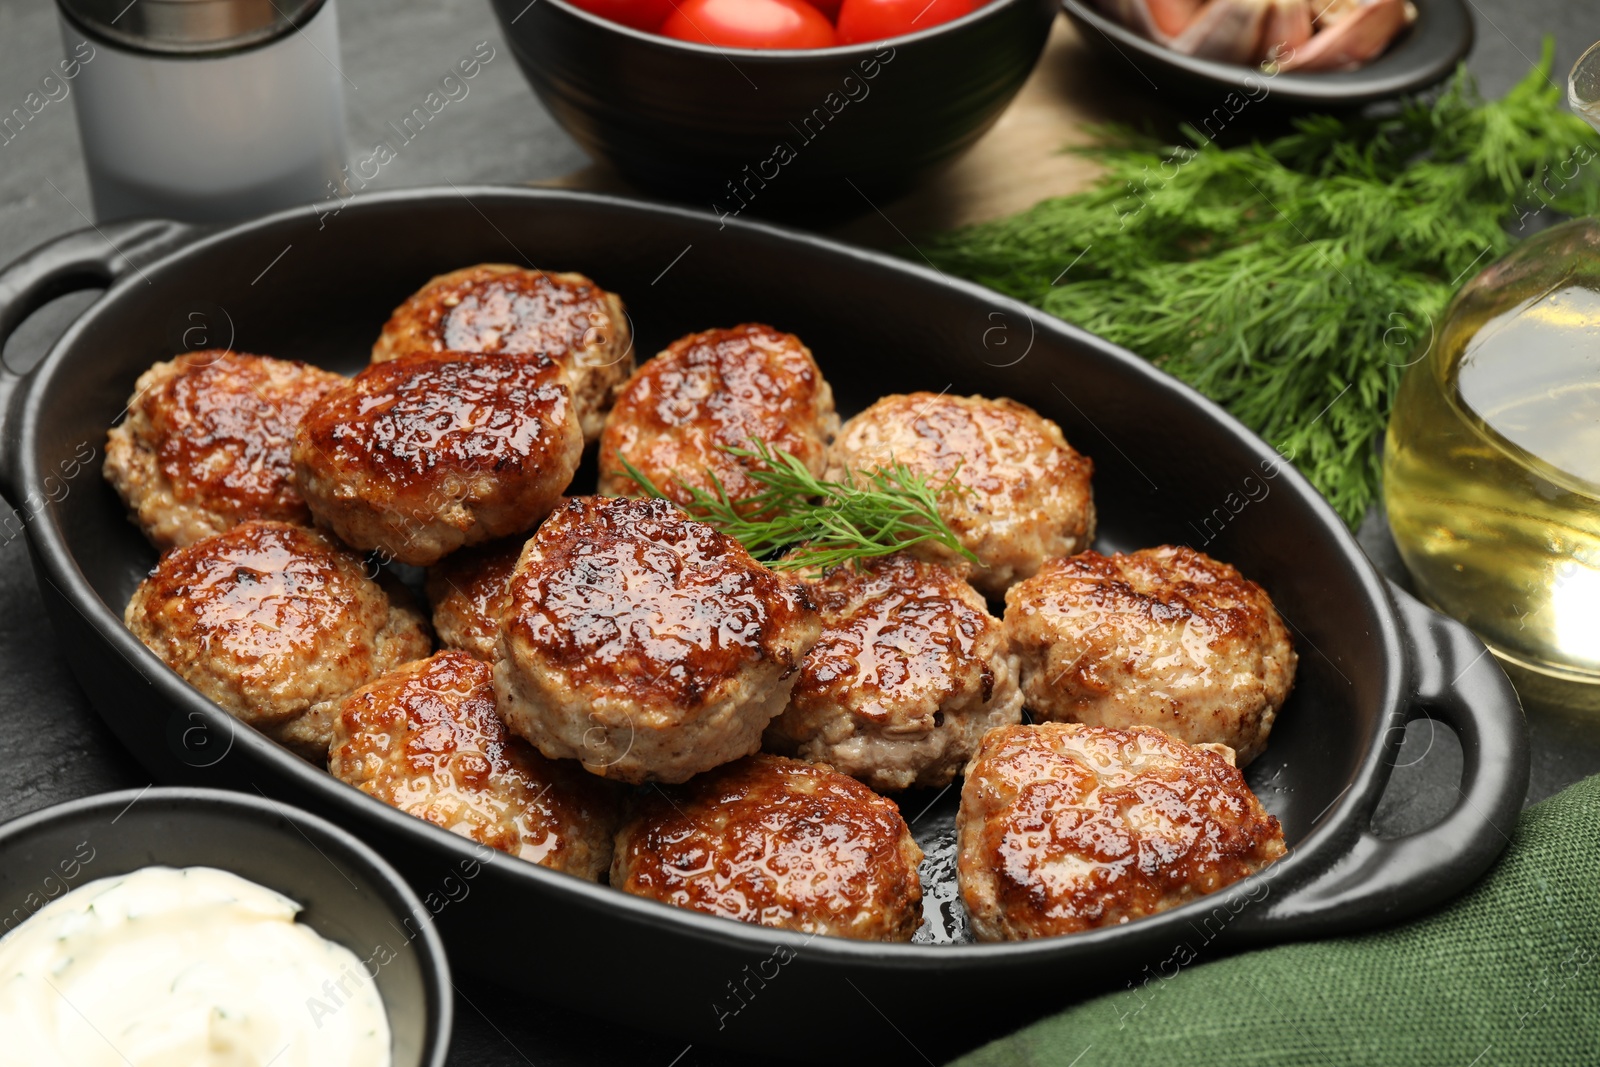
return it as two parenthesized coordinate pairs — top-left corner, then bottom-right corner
(0, 787), (453, 1067)
(0, 189), (1525, 1062)
(489, 0), (1056, 215)
(1061, 0), (1473, 109)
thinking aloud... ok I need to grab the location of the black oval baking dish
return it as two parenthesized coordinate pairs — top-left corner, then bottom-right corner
(0, 786), (452, 1067)
(0, 188), (1525, 1062)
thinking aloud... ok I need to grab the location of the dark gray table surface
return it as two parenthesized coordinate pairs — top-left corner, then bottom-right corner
(1, 1), (1597, 1063)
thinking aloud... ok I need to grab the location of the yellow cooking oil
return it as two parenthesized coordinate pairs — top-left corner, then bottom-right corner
(1384, 219), (1600, 684)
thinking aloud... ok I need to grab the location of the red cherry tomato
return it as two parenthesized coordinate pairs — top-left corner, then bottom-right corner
(660, 0), (839, 49)
(568, 0), (676, 31)
(836, 0), (977, 43)
(803, 0), (843, 18)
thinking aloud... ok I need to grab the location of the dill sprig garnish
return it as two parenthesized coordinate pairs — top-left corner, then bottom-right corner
(616, 440), (976, 571)
(920, 42), (1600, 526)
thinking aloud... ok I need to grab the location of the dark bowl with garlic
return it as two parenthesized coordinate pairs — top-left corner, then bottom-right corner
(1062, 0), (1472, 108)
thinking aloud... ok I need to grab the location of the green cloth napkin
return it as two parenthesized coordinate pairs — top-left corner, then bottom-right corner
(957, 775), (1600, 1067)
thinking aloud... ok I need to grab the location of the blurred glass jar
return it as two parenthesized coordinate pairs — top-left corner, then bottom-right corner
(1384, 218), (1600, 685)
(57, 0), (347, 222)
(1386, 45), (1600, 690)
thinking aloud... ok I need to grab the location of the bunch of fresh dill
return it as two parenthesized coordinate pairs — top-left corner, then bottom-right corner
(922, 43), (1600, 526)
(618, 440), (977, 570)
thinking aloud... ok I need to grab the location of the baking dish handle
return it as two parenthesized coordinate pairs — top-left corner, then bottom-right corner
(1239, 581), (1528, 937)
(0, 218), (198, 503)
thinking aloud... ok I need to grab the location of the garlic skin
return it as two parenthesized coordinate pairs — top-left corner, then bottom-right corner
(1170, 0), (1272, 62)
(1147, 0), (1206, 36)
(1261, 0), (1313, 64)
(1279, 0), (1414, 71)
(1092, 0), (1414, 72)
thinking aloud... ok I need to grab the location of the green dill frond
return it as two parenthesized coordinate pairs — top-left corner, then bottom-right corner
(614, 440), (977, 571)
(922, 40), (1600, 526)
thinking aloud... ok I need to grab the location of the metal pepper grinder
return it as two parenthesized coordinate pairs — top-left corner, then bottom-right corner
(57, 0), (348, 222)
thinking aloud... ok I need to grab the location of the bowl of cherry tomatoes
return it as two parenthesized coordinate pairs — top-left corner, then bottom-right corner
(490, 0), (1057, 218)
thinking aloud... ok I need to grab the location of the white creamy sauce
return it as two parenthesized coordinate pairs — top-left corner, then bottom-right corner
(0, 865), (392, 1067)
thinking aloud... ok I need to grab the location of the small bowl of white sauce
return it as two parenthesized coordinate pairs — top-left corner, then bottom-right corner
(0, 787), (451, 1067)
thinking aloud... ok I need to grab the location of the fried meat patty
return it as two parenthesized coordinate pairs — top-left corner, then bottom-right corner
(824, 392), (1094, 596)
(597, 324), (838, 511)
(103, 351), (344, 550)
(425, 537), (523, 662)
(957, 723), (1285, 941)
(293, 352), (581, 566)
(123, 521), (430, 758)
(1004, 546), (1296, 764)
(370, 264), (632, 441)
(764, 553), (1023, 792)
(492, 496), (820, 784)
(328, 651), (621, 879)
(612, 753), (925, 940)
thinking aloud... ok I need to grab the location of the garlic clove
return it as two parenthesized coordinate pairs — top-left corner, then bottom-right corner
(1260, 0), (1313, 65)
(1311, 0), (1363, 27)
(1169, 0), (1271, 64)
(1278, 0), (1409, 71)
(1146, 0), (1207, 37)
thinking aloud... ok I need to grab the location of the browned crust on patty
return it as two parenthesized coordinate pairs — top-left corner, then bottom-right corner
(370, 264), (632, 441)
(765, 553), (1023, 792)
(1003, 546), (1296, 765)
(597, 324), (838, 511)
(825, 392), (1094, 596)
(503, 496), (813, 709)
(103, 351), (345, 550)
(612, 753), (924, 941)
(492, 496), (820, 784)
(425, 537), (524, 662)
(123, 521), (430, 755)
(328, 651), (621, 879)
(957, 723), (1285, 941)
(293, 351), (582, 566)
